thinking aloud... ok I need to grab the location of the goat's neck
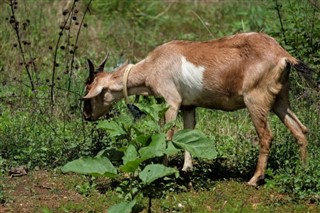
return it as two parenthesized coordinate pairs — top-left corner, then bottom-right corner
(110, 62), (152, 97)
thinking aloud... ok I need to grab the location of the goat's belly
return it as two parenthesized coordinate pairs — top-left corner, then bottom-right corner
(182, 94), (245, 111)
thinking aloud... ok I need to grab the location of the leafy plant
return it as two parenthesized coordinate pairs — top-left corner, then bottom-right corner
(61, 102), (217, 211)
(0, 0), (319, 209)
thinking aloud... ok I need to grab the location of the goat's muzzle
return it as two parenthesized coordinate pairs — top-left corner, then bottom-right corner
(83, 113), (93, 122)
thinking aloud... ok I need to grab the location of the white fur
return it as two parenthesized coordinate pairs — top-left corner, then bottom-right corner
(180, 56), (205, 104)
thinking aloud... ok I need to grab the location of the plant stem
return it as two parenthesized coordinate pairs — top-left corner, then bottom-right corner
(9, 0), (35, 91)
(68, 0), (93, 93)
(274, 0), (287, 45)
(50, 0), (76, 108)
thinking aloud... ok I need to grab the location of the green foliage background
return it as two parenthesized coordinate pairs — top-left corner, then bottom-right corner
(0, 0), (319, 202)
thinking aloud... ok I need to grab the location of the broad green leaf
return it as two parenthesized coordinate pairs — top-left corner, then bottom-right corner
(135, 134), (152, 147)
(139, 134), (179, 159)
(136, 103), (168, 121)
(108, 199), (136, 213)
(96, 120), (126, 137)
(61, 157), (117, 178)
(120, 144), (144, 172)
(122, 144), (138, 165)
(143, 120), (160, 132)
(165, 141), (180, 156)
(120, 158), (146, 173)
(139, 164), (178, 185)
(96, 149), (123, 161)
(172, 129), (217, 160)
(122, 144), (138, 164)
(139, 134), (166, 159)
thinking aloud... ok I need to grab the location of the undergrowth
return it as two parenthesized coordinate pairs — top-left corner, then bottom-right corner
(0, 0), (319, 206)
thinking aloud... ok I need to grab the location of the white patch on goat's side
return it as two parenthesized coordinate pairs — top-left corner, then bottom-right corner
(180, 56), (205, 104)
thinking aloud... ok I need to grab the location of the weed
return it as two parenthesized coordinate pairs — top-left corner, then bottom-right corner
(0, 0), (319, 210)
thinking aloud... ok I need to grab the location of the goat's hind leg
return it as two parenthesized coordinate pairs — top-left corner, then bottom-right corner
(273, 92), (308, 165)
(244, 91), (274, 186)
(246, 107), (273, 186)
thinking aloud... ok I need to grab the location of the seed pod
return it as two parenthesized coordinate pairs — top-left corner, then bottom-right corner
(22, 22), (27, 30)
(62, 9), (69, 16)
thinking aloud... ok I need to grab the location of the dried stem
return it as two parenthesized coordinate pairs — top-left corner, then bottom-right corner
(9, 0), (35, 91)
(50, 0), (76, 108)
(68, 0), (93, 92)
(274, 0), (287, 45)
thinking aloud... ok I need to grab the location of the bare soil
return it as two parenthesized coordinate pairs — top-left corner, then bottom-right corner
(0, 170), (105, 213)
(1, 170), (319, 213)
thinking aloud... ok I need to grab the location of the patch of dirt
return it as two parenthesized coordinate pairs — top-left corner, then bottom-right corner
(1, 170), (85, 212)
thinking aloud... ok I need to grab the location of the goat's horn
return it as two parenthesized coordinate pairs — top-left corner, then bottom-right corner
(96, 53), (110, 72)
(87, 59), (95, 82)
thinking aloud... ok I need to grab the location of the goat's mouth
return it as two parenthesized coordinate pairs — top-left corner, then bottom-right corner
(83, 112), (108, 121)
(83, 116), (94, 122)
(83, 108), (114, 122)
(83, 114), (95, 122)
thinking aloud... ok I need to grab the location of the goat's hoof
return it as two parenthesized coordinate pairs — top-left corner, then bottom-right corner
(247, 175), (265, 187)
(181, 166), (193, 172)
(247, 180), (258, 187)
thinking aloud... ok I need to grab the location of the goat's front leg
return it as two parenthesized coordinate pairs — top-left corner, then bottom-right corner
(162, 97), (181, 166)
(165, 105), (180, 140)
(181, 107), (196, 171)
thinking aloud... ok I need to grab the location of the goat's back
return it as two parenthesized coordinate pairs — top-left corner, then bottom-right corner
(143, 32), (297, 109)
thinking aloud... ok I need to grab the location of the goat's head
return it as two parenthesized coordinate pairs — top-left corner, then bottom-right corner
(81, 54), (123, 121)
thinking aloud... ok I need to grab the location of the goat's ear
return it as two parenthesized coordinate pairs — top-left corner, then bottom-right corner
(80, 85), (103, 100)
(96, 53), (110, 72)
(87, 59), (95, 83)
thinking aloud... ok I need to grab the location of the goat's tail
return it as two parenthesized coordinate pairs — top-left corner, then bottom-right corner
(287, 58), (315, 87)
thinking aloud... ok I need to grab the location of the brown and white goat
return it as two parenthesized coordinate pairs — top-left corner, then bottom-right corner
(81, 32), (312, 186)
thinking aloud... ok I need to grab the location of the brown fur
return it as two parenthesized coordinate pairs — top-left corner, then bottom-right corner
(81, 32), (311, 186)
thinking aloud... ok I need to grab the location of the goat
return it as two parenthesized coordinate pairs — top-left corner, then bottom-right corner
(81, 32), (312, 186)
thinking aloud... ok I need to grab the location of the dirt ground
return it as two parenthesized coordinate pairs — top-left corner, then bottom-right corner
(0, 170), (96, 213)
(1, 170), (319, 213)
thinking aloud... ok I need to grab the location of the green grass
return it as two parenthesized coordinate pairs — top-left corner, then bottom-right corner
(1, 171), (319, 212)
(0, 0), (319, 211)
